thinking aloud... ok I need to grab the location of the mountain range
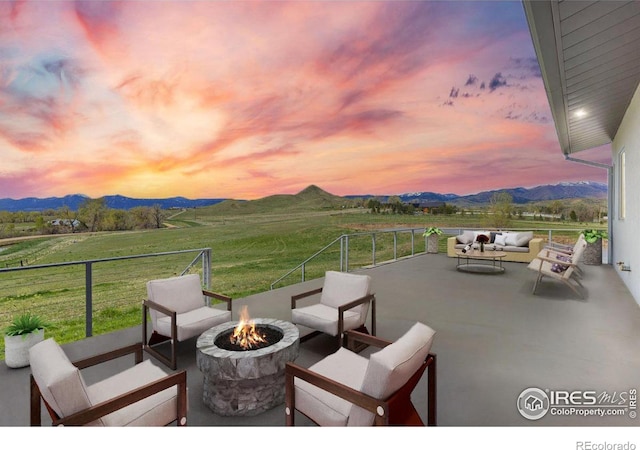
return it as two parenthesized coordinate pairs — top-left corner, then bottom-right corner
(0, 194), (226, 213)
(0, 181), (607, 212)
(388, 181), (607, 205)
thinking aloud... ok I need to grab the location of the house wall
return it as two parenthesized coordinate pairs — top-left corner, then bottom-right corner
(612, 83), (640, 307)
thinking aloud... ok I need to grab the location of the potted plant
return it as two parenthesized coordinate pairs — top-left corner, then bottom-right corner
(4, 313), (49, 368)
(423, 227), (443, 254)
(582, 229), (608, 266)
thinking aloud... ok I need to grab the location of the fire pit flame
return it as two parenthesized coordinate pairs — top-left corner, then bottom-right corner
(231, 306), (268, 350)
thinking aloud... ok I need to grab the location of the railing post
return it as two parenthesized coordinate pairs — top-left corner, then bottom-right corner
(393, 231), (398, 260)
(302, 263), (305, 283)
(548, 229), (552, 244)
(345, 235), (349, 272)
(372, 233), (376, 266)
(85, 262), (93, 337)
(203, 249), (211, 290)
(411, 229), (415, 256)
(340, 236), (344, 272)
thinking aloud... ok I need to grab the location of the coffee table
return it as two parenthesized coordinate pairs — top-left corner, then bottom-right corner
(455, 249), (507, 274)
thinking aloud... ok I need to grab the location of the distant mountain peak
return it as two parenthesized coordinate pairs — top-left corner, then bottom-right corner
(297, 184), (328, 195)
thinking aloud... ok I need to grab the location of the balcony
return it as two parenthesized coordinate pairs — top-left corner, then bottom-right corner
(2, 253), (639, 429)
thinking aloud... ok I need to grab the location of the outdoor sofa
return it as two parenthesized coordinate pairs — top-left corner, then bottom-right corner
(447, 230), (544, 263)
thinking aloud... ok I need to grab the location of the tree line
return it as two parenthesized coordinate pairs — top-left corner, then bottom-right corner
(365, 192), (607, 228)
(0, 198), (168, 238)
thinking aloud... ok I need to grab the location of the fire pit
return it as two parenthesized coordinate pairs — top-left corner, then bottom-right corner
(196, 307), (299, 416)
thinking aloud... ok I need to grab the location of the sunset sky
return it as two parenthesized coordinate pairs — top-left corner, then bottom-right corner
(0, 0), (611, 200)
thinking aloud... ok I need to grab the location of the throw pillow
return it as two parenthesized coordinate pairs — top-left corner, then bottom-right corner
(551, 263), (566, 273)
(495, 233), (507, 246)
(551, 254), (571, 273)
(490, 232), (502, 243)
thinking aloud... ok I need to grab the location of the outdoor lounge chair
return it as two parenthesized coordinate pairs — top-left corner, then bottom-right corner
(285, 322), (436, 426)
(527, 239), (587, 298)
(29, 338), (187, 426)
(542, 233), (586, 277)
(143, 273), (232, 369)
(291, 271), (376, 348)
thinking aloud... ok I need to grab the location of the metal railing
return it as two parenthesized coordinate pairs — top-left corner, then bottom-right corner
(0, 248), (211, 338)
(270, 227), (427, 289)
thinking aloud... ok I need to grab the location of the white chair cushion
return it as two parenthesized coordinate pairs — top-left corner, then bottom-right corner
(294, 348), (369, 426)
(29, 338), (96, 423)
(348, 322), (436, 426)
(147, 274), (204, 315)
(292, 304), (361, 336)
(319, 271), (372, 325)
(156, 306), (231, 341)
(320, 271), (371, 309)
(87, 360), (179, 426)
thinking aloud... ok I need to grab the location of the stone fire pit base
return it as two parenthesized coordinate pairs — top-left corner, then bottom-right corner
(196, 318), (300, 416)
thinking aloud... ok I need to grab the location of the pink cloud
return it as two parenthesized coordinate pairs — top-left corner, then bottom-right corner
(0, 1), (609, 200)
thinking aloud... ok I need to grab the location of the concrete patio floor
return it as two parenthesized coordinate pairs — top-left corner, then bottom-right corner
(2, 253), (639, 441)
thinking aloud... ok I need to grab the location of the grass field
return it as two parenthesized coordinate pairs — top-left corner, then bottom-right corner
(0, 192), (601, 359)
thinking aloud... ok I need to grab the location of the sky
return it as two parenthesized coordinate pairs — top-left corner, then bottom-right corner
(0, 0), (611, 200)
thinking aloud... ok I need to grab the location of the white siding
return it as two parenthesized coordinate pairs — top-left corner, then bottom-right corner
(612, 83), (640, 306)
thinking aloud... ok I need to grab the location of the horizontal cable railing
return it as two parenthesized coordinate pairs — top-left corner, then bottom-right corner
(270, 227), (427, 290)
(0, 248), (211, 343)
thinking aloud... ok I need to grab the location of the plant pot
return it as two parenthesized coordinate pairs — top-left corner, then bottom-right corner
(583, 238), (602, 265)
(4, 328), (45, 368)
(427, 234), (439, 253)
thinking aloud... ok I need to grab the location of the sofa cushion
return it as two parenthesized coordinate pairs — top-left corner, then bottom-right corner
(503, 231), (533, 247)
(502, 245), (530, 253)
(456, 230), (475, 244)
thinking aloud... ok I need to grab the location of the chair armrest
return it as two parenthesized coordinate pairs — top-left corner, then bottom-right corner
(543, 249), (574, 259)
(544, 245), (573, 256)
(73, 343), (143, 370)
(54, 370), (188, 426)
(546, 242), (572, 251)
(291, 287), (323, 309)
(285, 362), (382, 417)
(337, 293), (376, 337)
(203, 290), (232, 311)
(344, 330), (390, 350)
(143, 299), (176, 317)
(338, 293), (376, 312)
(537, 252), (577, 267)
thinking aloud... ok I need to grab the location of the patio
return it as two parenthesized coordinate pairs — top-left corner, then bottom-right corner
(2, 252), (639, 428)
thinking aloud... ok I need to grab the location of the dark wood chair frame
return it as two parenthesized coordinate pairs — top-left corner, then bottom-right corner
(30, 343), (188, 426)
(143, 289), (232, 370)
(291, 287), (376, 349)
(285, 330), (436, 426)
